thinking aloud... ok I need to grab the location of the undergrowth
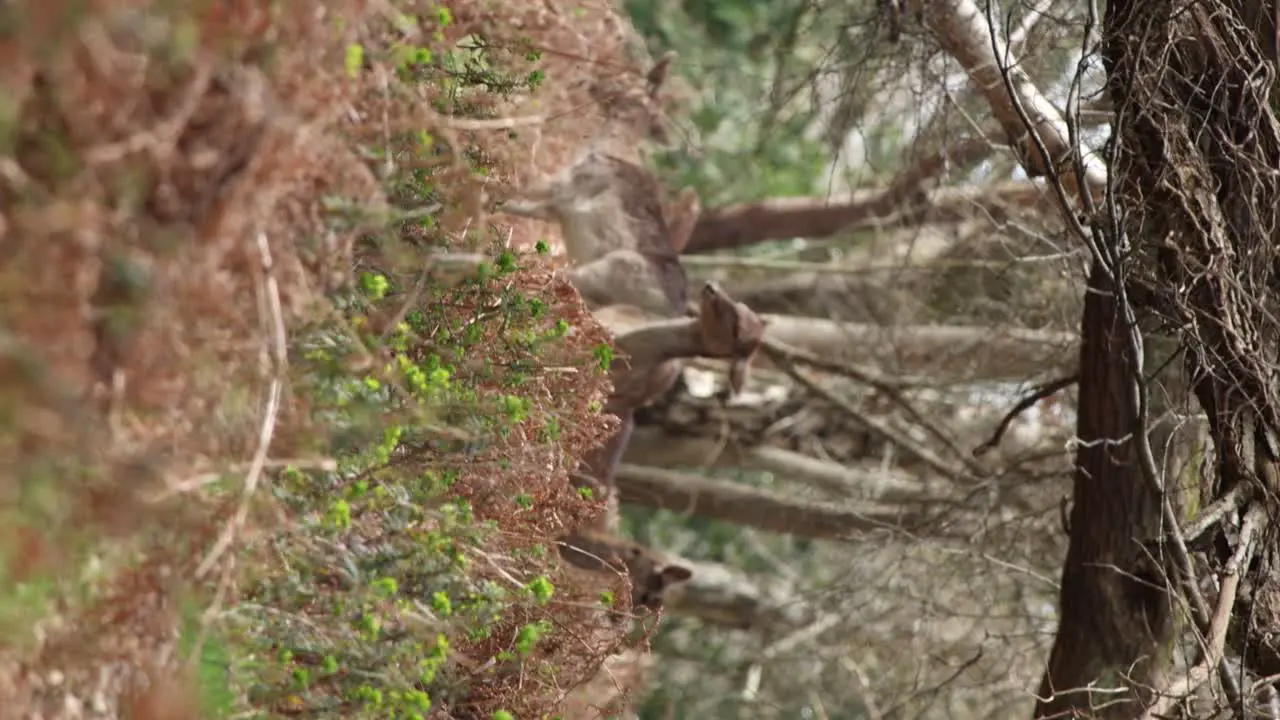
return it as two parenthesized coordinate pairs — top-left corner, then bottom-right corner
(226, 242), (619, 718)
(0, 0), (640, 717)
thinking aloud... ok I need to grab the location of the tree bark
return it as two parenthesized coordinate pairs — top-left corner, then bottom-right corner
(1033, 261), (1170, 719)
(1038, 0), (1280, 716)
(903, 0), (1106, 201)
(1101, 0), (1280, 704)
(684, 181), (1051, 254)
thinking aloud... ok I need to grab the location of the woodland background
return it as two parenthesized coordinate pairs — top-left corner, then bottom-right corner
(2, 0), (1278, 718)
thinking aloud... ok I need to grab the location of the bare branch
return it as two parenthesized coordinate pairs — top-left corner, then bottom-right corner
(685, 180), (1054, 253)
(613, 464), (925, 539)
(758, 316), (1077, 382)
(1141, 504), (1268, 719)
(974, 374), (1078, 457)
(780, 363), (976, 480)
(903, 0), (1105, 202)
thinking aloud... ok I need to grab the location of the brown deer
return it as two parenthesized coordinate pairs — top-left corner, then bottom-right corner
(565, 280), (766, 508)
(557, 529), (693, 616)
(503, 149), (762, 611)
(502, 149), (720, 478)
(502, 150), (759, 412)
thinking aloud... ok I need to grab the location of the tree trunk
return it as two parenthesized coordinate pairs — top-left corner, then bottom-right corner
(1034, 261), (1170, 719)
(1109, 0), (1280, 702)
(1038, 0), (1280, 716)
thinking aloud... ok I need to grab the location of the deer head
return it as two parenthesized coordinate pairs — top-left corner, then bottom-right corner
(598, 281), (766, 406)
(499, 151), (667, 259)
(558, 529), (693, 616)
(500, 151), (697, 317)
(696, 281), (766, 394)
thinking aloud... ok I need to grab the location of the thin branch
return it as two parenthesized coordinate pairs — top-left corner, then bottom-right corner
(1181, 485), (1248, 546)
(194, 232), (287, 580)
(679, 254), (1053, 274)
(761, 338), (925, 391)
(1141, 503), (1268, 719)
(974, 374), (1078, 457)
(403, 111), (547, 132)
(780, 362), (976, 480)
(189, 232), (288, 666)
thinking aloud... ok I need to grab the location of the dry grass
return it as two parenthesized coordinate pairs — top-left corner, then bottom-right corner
(0, 0), (672, 717)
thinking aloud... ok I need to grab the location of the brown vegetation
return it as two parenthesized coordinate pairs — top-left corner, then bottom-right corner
(0, 0), (685, 717)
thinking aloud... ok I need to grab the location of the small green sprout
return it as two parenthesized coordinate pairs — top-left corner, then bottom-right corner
(431, 591), (453, 616)
(592, 343), (614, 370)
(325, 499), (351, 530)
(515, 620), (551, 655)
(359, 271), (389, 300)
(371, 577), (399, 598)
(526, 576), (555, 605)
(344, 43), (364, 77)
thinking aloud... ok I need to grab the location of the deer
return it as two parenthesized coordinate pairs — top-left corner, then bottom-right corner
(557, 529), (693, 619)
(501, 148), (764, 613)
(501, 149), (763, 411)
(499, 149), (699, 317)
(560, 280), (766, 561)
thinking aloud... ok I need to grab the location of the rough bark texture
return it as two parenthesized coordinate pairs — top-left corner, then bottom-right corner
(1034, 262), (1169, 719)
(1038, 0), (1280, 716)
(1106, 0), (1280, 461)
(1110, 0), (1280, 688)
(1107, 0), (1280, 475)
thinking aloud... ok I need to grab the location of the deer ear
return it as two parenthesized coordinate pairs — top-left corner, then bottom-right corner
(659, 564), (693, 585)
(664, 187), (701, 254)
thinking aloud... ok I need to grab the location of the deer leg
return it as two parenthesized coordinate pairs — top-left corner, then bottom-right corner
(582, 407), (635, 484)
(663, 187), (701, 254)
(569, 408), (635, 530)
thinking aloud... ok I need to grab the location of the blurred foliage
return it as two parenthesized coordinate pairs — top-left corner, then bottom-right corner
(215, 25), (618, 718)
(626, 0), (861, 204)
(1, 1), (619, 717)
